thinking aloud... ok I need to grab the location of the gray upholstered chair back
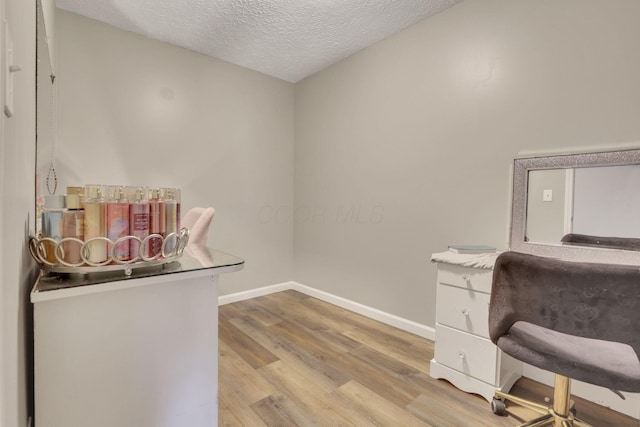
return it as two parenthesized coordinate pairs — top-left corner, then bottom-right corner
(561, 233), (640, 251)
(489, 251), (640, 392)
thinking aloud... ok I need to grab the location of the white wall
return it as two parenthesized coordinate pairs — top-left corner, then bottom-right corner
(1, 0), (38, 426)
(573, 165), (640, 237)
(55, 10), (295, 296)
(294, 0), (640, 327)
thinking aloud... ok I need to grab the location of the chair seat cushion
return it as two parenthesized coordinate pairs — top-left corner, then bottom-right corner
(498, 321), (640, 392)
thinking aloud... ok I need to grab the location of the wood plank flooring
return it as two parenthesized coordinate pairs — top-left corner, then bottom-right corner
(219, 290), (637, 427)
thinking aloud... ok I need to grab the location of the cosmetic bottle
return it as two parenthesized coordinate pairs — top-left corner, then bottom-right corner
(174, 188), (182, 231)
(61, 191), (85, 265)
(84, 184), (107, 264)
(66, 186), (85, 208)
(128, 186), (150, 259)
(106, 185), (130, 261)
(161, 188), (178, 253)
(162, 188), (178, 236)
(41, 195), (66, 264)
(148, 188), (165, 257)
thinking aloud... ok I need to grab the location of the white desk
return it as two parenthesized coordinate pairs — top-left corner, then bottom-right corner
(429, 252), (522, 402)
(31, 247), (243, 427)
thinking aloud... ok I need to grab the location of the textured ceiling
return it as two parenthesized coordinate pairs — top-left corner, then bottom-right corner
(55, 0), (462, 83)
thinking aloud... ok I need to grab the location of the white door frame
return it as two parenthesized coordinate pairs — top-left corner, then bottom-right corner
(563, 168), (574, 236)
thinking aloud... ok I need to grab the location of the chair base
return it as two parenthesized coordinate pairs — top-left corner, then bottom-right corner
(492, 374), (592, 427)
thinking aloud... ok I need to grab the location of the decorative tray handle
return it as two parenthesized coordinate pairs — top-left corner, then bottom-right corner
(29, 227), (190, 276)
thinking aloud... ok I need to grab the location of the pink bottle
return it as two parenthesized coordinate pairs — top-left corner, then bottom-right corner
(106, 185), (130, 261)
(84, 184), (107, 264)
(128, 186), (150, 259)
(148, 188), (164, 258)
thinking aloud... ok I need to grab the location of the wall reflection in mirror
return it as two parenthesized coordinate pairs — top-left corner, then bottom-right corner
(525, 165), (640, 245)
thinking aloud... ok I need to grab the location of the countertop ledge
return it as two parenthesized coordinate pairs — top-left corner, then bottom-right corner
(31, 247), (244, 303)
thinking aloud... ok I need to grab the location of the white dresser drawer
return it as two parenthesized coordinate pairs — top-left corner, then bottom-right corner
(434, 325), (497, 385)
(436, 284), (490, 338)
(437, 264), (493, 294)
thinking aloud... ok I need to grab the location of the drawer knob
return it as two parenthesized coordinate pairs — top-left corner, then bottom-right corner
(461, 308), (470, 316)
(462, 275), (470, 282)
(458, 351), (466, 360)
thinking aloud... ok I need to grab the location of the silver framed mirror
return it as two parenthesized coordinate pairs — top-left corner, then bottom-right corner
(510, 148), (640, 265)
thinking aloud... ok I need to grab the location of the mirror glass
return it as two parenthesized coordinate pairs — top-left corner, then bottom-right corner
(36, 0), (55, 232)
(510, 149), (640, 264)
(525, 165), (640, 244)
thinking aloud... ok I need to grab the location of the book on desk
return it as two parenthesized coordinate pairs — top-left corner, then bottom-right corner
(448, 245), (497, 254)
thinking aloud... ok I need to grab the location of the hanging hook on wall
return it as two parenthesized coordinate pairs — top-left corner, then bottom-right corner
(46, 163), (57, 195)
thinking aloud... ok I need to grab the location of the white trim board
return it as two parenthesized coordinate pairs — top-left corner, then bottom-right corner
(219, 281), (435, 340)
(218, 282), (293, 306)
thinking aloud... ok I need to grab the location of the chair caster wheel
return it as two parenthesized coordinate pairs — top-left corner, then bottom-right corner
(491, 398), (506, 416)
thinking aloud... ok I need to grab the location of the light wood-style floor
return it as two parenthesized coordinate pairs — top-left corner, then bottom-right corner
(219, 290), (637, 427)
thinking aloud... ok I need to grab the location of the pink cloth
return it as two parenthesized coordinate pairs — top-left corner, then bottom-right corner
(181, 207), (215, 246)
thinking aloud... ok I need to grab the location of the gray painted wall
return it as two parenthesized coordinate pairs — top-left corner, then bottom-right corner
(526, 169), (567, 244)
(294, 0), (640, 327)
(34, 0), (640, 347)
(1, 0), (38, 425)
(8, 1), (640, 424)
(55, 10), (295, 296)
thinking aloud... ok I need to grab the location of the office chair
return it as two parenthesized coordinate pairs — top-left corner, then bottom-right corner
(488, 251), (640, 427)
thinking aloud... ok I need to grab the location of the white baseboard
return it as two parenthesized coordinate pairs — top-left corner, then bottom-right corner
(218, 281), (435, 340)
(218, 281), (295, 306)
(291, 282), (435, 340)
